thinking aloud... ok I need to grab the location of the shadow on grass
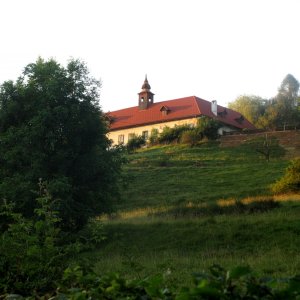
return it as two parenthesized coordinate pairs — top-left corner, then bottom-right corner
(148, 199), (280, 219)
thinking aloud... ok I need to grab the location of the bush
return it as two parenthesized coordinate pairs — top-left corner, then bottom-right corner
(0, 191), (66, 295)
(158, 125), (192, 144)
(148, 128), (160, 145)
(127, 135), (146, 153)
(180, 128), (201, 146)
(6, 264), (300, 299)
(271, 158), (300, 193)
(0, 183), (107, 296)
(196, 116), (221, 140)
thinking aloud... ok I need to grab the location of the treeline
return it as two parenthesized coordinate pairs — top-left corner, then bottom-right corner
(228, 74), (300, 130)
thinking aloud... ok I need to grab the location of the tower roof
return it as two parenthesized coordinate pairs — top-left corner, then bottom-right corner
(141, 75), (151, 90)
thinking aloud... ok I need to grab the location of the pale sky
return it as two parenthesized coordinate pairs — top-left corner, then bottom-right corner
(1, 0), (299, 112)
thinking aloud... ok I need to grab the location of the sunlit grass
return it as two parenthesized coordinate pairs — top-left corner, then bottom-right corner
(102, 193), (300, 222)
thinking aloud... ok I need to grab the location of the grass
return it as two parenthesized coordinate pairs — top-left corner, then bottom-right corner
(85, 141), (300, 286)
(117, 142), (288, 210)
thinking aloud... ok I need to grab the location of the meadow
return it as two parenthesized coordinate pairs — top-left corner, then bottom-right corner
(87, 141), (300, 286)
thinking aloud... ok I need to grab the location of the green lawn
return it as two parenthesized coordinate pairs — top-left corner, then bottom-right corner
(84, 142), (300, 285)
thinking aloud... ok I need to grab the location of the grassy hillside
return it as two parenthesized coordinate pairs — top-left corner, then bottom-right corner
(86, 141), (300, 285)
(117, 141), (287, 211)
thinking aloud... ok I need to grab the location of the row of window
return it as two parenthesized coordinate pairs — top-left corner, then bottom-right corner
(118, 131), (149, 144)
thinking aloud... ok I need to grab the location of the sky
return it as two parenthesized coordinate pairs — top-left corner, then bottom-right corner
(0, 0), (300, 112)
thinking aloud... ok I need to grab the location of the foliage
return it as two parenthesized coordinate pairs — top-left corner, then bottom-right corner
(253, 134), (284, 161)
(271, 158), (300, 194)
(148, 128), (160, 145)
(158, 125), (192, 144)
(228, 95), (267, 128)
(229, 74), (300, 130)
(5, 264), (300, 299)
(180, 128), (202, 147)
(0, 58), (124, 231)
(279, 74), (300, 100)
(153, 118), (220, 147)
(0, 190), (66, 295)
(127, 134), (146, 153)
(196, 116), (221, 140)
(0, 182), (107, 296)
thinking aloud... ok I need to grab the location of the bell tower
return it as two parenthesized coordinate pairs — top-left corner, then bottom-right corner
(138, 75), (154, 110)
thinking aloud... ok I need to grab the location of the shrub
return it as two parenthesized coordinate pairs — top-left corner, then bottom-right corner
(127, 135), (146, 153)
(8, 264), (300, 299)
(271, 158), (300, 193)
(180, 128), (201, 146)
(148, 128), (160, 145)
(0, 192), (66, 295)
(196, 116), (221, 140)
(0, 183), (107, 296)
(158, 125), (192, 144)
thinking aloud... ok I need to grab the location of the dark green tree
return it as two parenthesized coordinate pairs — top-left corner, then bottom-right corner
(251, 74), (300, 130)
(274, 74), (300, 129)
(278, 74), (299, 100)
(0, 58), (123, 231)
(196, 116), (221, 140)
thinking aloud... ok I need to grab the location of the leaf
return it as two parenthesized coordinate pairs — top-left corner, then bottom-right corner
(227, 266), (252, 280)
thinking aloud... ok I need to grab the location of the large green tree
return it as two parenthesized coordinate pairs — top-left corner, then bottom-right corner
(229, 75), (300, 130)
(274, 74), (300, 129)
(259, 74), (300, 130)
(228, 95), (266, 128)
(0, 58), (123, 230)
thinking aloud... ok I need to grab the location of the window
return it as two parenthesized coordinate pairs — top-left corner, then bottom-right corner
(142, 130), (148, 140)
(160, 105), (170, 116)
(118, 134), (124, 144)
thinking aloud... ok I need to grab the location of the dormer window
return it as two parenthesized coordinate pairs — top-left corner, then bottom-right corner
(218, 109), (228, 117)
(235, 115), (244, 124)
(160, 105), (171, 116)
(104, 114), (115, 125)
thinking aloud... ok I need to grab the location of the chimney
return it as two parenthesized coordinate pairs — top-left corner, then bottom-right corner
(211, 100), (218, 116)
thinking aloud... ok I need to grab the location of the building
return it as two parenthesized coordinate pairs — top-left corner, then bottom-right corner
(107, 77), (256, 145)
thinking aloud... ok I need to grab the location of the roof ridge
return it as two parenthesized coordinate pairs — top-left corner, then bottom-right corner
(193, 96), (203, 115)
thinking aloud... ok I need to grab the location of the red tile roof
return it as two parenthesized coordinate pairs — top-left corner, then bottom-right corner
(107, 96), (256, 131)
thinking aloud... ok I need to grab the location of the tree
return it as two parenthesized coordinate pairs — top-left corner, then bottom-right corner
(274, 74), (300, 129)
(0, 58), (123, 231)
(278, 74), (299, 100)
(196, 116), (221, 140)
(247, 75), (300, 130)
(228, 95), (266, 128)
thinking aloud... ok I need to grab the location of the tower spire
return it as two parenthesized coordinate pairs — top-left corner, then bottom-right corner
(141, 74), (151, 91)
(138, 75), (154, 110)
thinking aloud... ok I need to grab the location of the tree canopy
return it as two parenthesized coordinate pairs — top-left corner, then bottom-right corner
(229, 74), (300, 130)
(0, 58), (123, 231)
(228, 95), (266, 127)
